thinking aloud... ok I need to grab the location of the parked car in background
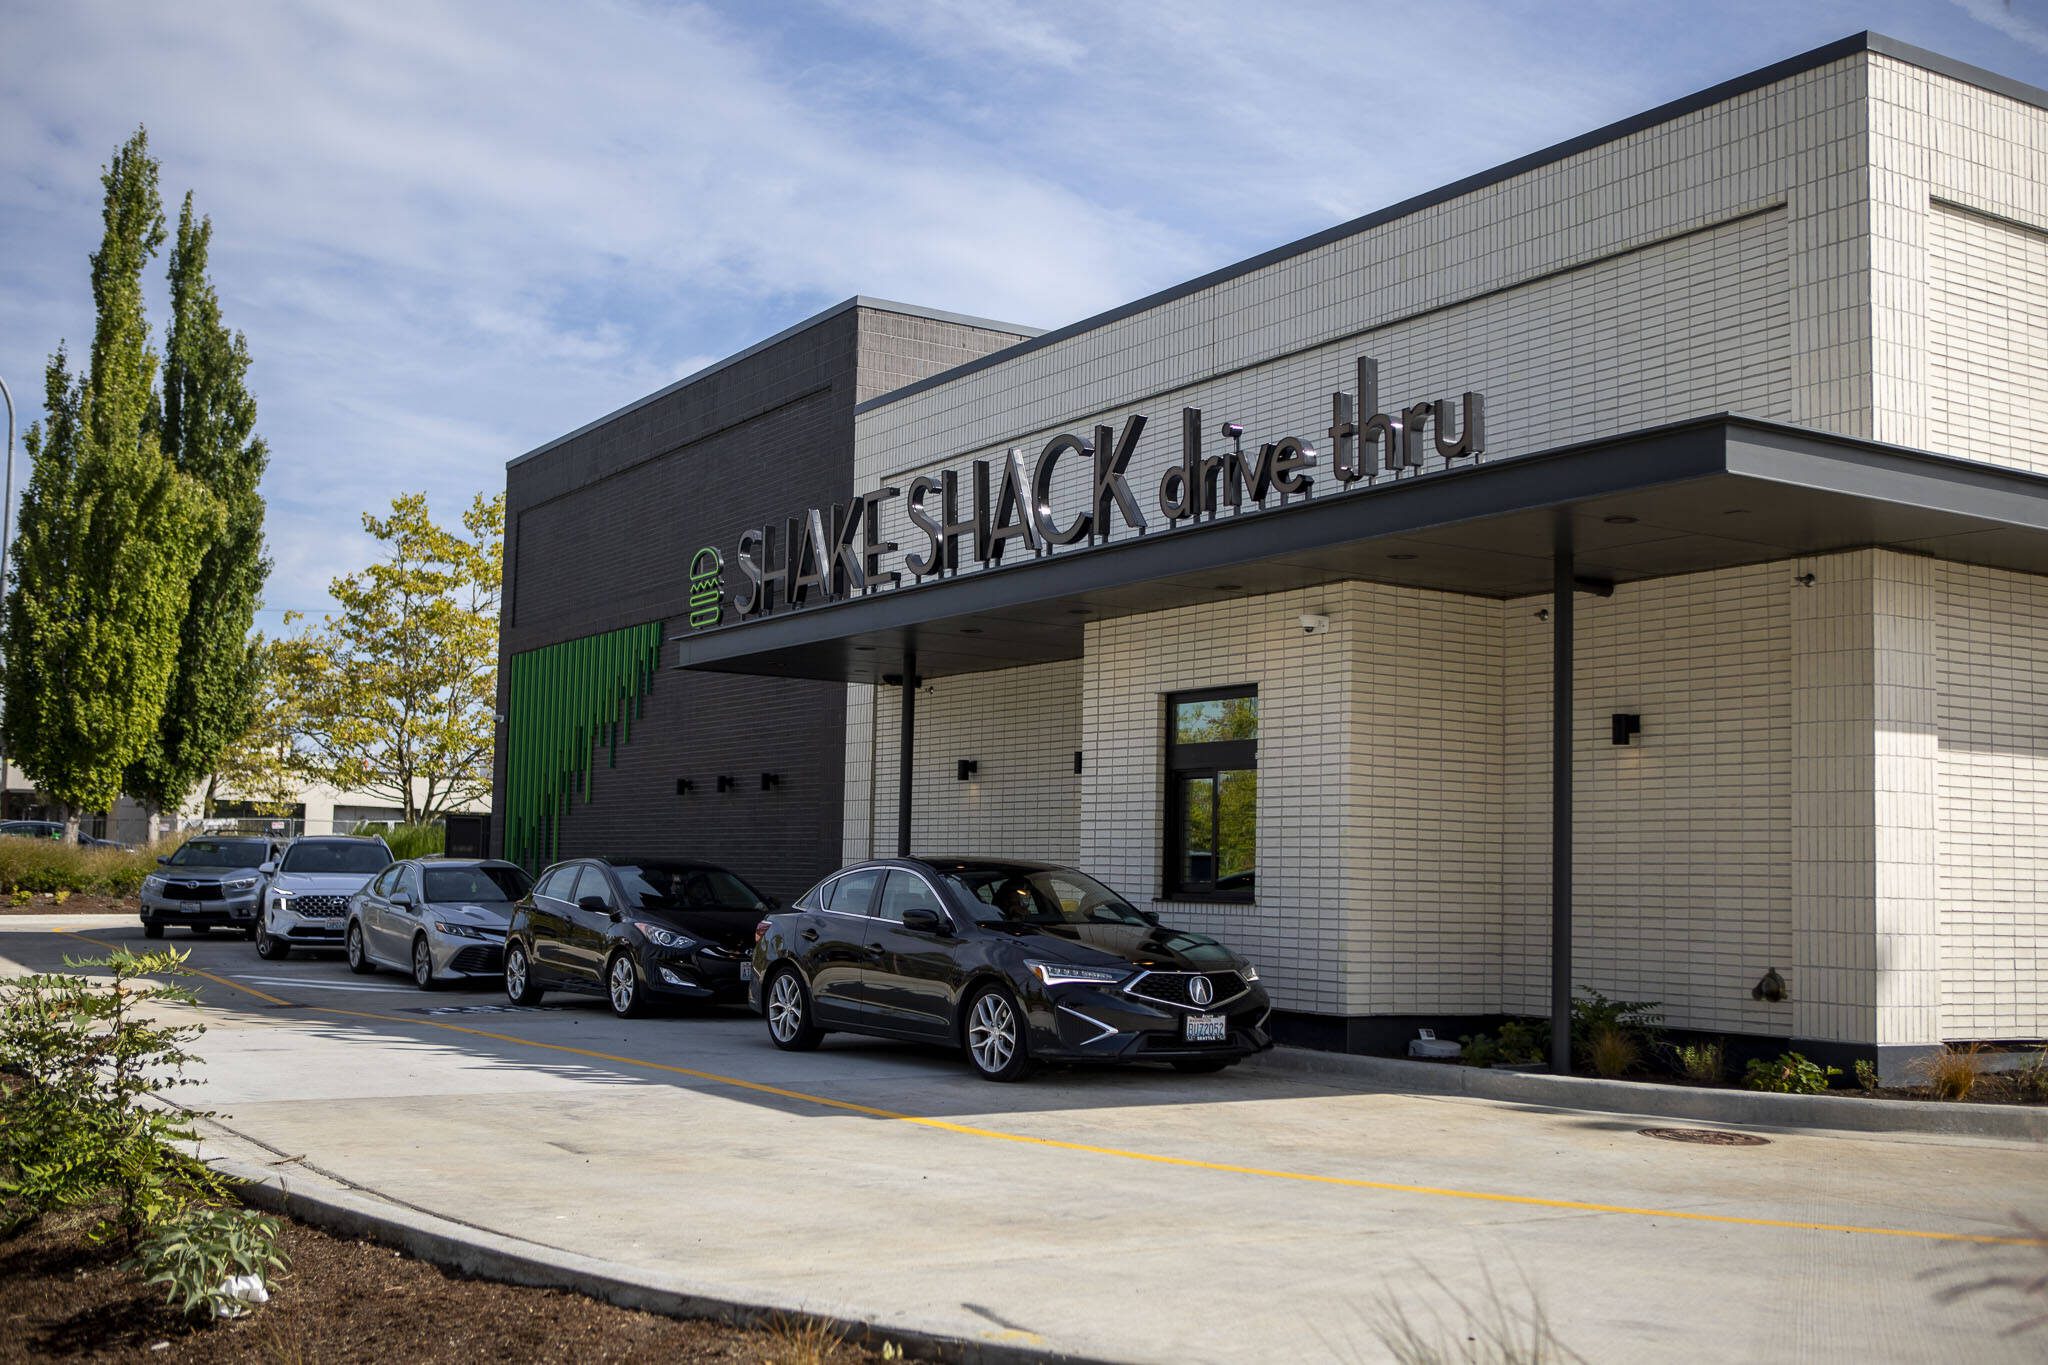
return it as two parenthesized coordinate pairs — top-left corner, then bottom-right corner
(139, 836), (276, 939)
(503, 857), (773, 1017)
(347, 858), (533, 989)
(254, 835), (394, 960)
(750, 858), (1273, 1082)
(0, 819), (125, 848)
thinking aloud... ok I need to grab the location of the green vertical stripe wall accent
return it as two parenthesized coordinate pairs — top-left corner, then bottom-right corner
(504, 621), (664, 870)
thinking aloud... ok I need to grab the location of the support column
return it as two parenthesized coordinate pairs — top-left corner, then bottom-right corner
(896, 653), (918, 857)
(1551, 552), (1574, 1076)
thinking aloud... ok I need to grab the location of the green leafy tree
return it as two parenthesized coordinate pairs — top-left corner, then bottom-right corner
(124, 194), (271, 833)
(1, 129), (223, 832)
(203, 634), (302, 817)
(289, 492), (502, 823)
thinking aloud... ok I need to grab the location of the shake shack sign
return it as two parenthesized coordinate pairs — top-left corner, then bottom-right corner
(719, 357), (1484, 622)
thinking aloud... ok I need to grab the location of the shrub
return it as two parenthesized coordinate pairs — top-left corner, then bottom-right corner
(353, 821), (445, 860)
(2016, 1051), (2048, 1104)
(0, 833), (183, 898)
(1744, 1051), (1840, 1095)
(1853, 1059), (1880, 1092)
(1460, 1019), (1546, 1068)
(1914, 1043), (1985, 1102)
(127, 1204), (287, 1319)
(1570, 987), (1663, 1059)
(1673, 1040), (1725, 1084)
(1588, 1024), (1639, 1078)
(0, 947), (223, 1241)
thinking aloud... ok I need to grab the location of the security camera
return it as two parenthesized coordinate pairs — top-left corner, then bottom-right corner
(1219, 423), (1244, 439)
(1299, 612), (1330, 636)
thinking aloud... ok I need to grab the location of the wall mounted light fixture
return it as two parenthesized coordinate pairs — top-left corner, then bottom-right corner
(1752, 967), (1788, 1002)
(760, 773), (781, 791)
(1611, 713), (1642, 746)
(1073, 750), (1083, 775)
(957, 759), (979, 781)
(1794, 572), (1816, 587)
(716, 775), (736, 793)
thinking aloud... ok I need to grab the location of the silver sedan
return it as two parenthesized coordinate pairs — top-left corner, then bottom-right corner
(345, 858), (533, 989)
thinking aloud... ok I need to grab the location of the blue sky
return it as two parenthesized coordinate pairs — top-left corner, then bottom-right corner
(3, 1), (2045, 622)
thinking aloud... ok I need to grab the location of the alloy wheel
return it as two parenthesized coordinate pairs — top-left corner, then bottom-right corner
(767, 973), (804, 1043)
(346, 923), (375, 974)
(968, 992), (1018, 1074)
(413, 937), (434, 988)
(608, 954), (637, 1015)
(505, 946), (529, 1002)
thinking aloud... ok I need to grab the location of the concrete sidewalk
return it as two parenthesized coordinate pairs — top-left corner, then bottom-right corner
(8, 922), (2047, 1363)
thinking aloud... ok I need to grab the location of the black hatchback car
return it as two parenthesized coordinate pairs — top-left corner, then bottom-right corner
(504, 857), (774, 1017)
(748, 858), (1273, 1081)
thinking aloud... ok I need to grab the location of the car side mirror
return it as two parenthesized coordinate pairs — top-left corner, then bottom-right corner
(259, 861), (277, 875)
(902, 906), (949, 934)
(577, 895), (610, 914)
(1139, 909), (1162, 927)
(156, 855), (170, 866)
(390, 891), (413, 908)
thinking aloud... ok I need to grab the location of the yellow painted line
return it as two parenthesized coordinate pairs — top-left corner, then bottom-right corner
(301, 1005), (2045, 1249)
(61, 928), (293, 1006)
(31, 926), (2046, 1249)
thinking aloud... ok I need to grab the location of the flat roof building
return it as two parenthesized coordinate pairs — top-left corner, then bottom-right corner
(513, 33), (2048, 1081)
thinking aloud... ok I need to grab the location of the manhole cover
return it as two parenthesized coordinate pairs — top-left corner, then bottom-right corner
(1638, 1127), (1770, 1146)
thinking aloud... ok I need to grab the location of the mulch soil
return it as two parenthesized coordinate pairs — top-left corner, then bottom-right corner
(0, 894), (135, 916)
(0, 1208), (879, 1363)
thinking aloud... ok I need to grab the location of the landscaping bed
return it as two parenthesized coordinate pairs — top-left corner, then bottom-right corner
(0, 1204), (878, 1362)
(0, 892), (135, 916)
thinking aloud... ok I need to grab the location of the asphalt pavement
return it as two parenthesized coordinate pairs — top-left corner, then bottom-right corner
(5, 915), (2045, 1363)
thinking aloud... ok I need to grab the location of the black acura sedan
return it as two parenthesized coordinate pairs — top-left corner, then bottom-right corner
(748, 858), (1272, 1081)
(504, 857), (773, 1017)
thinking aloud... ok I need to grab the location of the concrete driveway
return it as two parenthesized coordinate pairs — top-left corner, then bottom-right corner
(5, 917), (2044, 1363)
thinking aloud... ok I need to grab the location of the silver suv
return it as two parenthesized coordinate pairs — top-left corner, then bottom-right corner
(140, 836), (276, 938)
(254, 835), (393, 960)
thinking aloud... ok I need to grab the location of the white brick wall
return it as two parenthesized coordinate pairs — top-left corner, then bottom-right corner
(1936, 563), (2048, 1039)
(1504, 563), (1795, 1036)
(827, 51), (2048, 1047)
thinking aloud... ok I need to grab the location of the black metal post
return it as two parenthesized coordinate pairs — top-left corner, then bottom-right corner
(1550, 553), (1574, 1076)
(896, 652), (917, 857)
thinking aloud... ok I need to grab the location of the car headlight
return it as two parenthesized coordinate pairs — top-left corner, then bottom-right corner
(142, 874), (165, 893)
(1027, 961), (1130, 987)
(268, 888), (294, 911)
(631, 921), (697, 950)
(225, 876), (259, 892)
(433, 920), (493, 940)
(1242, 963), (1259, 982)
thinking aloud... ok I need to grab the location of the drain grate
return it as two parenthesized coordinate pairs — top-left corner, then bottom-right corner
(1638, 1127), (1770, 1146)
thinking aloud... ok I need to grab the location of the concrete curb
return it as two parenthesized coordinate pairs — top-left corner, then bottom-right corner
(1251, 1046), (2048, 1142)
(212, 1155), (1106, 1365)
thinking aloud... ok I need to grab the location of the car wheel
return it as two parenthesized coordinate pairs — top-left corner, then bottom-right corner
(963, 984), (1035, 1082)
(346, 922), (376, 974)
(764, 967), (822, 1051)
(605, 951), (645, 1018)
(505, 941), (544, 1006)
(411, 935), (441, 990)
(254, 920), (289, 960)
(142, 922), (164, 940)
(1171, 1058), (1233, 1074)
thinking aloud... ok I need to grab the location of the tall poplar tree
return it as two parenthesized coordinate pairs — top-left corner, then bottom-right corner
(1, 129), (223, 832)
(123, 193), (271, 832)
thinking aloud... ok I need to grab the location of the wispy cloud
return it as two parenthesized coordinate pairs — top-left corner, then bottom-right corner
(0, 0), (2042, 619)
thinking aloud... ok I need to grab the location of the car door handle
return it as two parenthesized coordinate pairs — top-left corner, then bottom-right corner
(800, 928), (819, 942)
(864, 944), (885, 959)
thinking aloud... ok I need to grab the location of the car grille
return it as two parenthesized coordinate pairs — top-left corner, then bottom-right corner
(1126, 971), (1248, 1010)
(293, 895), (349, 919)
(448, 945), (503, 974)
(160, 881), (225, 902)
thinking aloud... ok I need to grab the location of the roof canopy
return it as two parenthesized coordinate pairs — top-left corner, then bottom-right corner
(674, 416), (2048, 684)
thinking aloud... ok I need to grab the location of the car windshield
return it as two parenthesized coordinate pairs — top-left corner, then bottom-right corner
(167, 839), (268, 869)
(423, 865), (531, 903)
(615, 865), (765, 912)
(941, 867), (1149, 928)
(279, 841), (390, 874)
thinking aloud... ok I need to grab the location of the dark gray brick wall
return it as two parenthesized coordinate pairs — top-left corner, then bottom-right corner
(492, 302), (1028, 903)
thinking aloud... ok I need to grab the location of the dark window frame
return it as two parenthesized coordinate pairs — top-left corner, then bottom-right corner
(1163, 685), (1258, 903)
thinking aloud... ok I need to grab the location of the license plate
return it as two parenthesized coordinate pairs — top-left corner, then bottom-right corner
(739, 962), (755, 982)
(1184, 1013), (1226, 1043)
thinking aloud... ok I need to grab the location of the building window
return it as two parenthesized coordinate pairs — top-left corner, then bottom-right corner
(1164, 686), (1257, 900)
